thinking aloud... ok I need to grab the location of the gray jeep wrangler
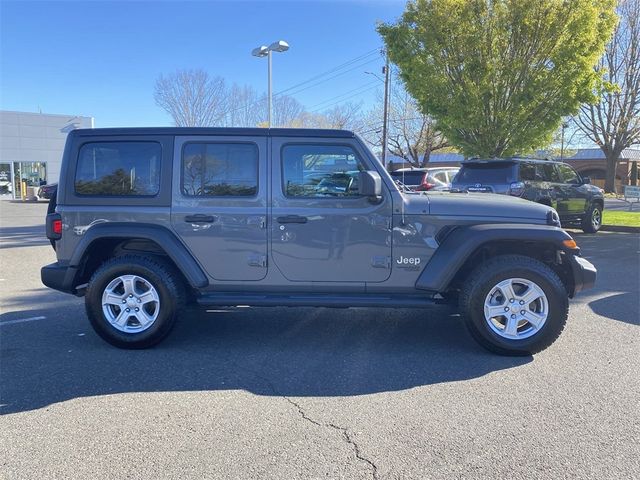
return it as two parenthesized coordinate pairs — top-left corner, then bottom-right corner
(42, 128), (596, 355)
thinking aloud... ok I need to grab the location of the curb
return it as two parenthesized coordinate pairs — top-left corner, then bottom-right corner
(600, 224), (640, 233)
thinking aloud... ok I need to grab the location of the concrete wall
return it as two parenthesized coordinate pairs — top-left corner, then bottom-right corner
(0, 110), (93, 186)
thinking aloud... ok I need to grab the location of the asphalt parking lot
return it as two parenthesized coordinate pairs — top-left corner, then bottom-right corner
(1, 201), (639, 479)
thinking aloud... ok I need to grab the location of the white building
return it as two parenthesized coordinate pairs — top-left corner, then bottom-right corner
(0, 110), (94, 198)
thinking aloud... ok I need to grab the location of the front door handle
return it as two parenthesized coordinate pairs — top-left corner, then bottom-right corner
(185, 214), (216, 223)
(277, 215), (308, 224)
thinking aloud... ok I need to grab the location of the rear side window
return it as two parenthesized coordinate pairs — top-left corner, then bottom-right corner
(181, 143), (258, 196)
(539, 164), (561, 182)
(75, 142), (161, 196)
(519, 163), (537, 181)
(454, 163), (515, 184)
(282, 144), (365, 198)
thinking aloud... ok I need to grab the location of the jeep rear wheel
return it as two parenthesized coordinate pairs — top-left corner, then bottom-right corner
(459, 255), (568, 355)
(85, 254), (184, 349)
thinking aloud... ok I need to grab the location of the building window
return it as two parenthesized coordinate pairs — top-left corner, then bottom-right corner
(75, 142), (161, 196)
(181, 143), (258, 197)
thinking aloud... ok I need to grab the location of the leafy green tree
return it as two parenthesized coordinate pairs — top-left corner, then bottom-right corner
(379, 0), (618, 158)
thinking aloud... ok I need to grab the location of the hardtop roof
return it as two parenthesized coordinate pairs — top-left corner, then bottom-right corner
(69, 127), (355, 138)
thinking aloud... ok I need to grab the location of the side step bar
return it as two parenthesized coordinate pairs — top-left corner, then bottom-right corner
(197, 292), (444, 309)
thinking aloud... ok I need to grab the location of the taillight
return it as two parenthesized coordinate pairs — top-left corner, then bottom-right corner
(416, 174), (435, 191)
(508, 181), (525, 196)
(46, 213), (62, 240)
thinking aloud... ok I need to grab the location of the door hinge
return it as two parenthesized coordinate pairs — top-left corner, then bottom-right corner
(248, 254), (268, 268)
(371, 255), (391, 269)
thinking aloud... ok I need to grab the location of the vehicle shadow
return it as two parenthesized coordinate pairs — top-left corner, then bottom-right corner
(0, 301), (532, 414)
(0, 225), (49, 248)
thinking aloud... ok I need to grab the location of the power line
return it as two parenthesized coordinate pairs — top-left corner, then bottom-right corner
(310, 84), (380, 113)
(306, 81), (380, 111)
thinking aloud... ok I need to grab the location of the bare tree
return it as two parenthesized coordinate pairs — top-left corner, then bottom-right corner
(154, 69), (228, 127)
(272, 94), (305, 127)
(360, 82), (448, 166)
(575, 0), (640, 192)
(223, 84), (262, 127)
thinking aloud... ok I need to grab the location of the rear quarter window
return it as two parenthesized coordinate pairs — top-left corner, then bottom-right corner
(75, 142), (161, 196)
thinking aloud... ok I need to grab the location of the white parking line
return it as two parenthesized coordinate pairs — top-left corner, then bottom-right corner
(0, 316), (46, 326)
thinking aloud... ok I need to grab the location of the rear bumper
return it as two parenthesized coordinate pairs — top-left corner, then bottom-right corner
(41, 262), (79, 295)
(569, 254), (597, 295)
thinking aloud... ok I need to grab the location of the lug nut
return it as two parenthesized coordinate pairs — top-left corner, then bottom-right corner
(135, 308), (139, 312)
(511, 314), (516, 319)
(504, 307), (509, 312)
(137, 298), (141, 303)
(509, 298), (515, 303)
(519, 300), (525, 305)
(520, 310), (525, 315)
(129, 294), (133, 298)
(122, 299), (126, 304)
(126, 308), (130, 312)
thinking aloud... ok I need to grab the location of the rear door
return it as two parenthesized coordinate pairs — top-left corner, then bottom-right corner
(171, 135), (268, 281)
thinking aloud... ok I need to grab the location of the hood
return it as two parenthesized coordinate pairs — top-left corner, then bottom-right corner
(402, 191), (556, 224)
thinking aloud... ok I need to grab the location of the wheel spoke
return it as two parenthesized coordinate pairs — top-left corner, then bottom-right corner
(485, 305), (507, 318)
(103, 292), (123, 306)
(497, 279), (517, 302)
(523, 310), (545, 329)
(113, 309), (130, 328)
(122, 276), (136, 296)
(135, 308), (154, 328)
(504, 316), (519, 336)
(520, 285), (543, 306)
(138, 290), (158, 305)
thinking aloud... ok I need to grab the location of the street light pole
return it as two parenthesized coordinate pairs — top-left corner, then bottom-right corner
(381, 53), (390, 169)
(268, 50), (273, 128)
(252, 40), (289, 128)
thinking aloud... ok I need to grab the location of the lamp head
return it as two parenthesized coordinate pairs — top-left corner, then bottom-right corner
(251, 45), (269, 57)
(269, 40), (289, 53)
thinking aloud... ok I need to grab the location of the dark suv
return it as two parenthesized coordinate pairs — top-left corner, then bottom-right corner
(451, 159), (605, 233)
(41, 128), (596, 355)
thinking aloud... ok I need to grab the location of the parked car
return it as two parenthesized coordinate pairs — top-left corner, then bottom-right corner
(37, 183), (57, 200)
(451, 158), (604, 233)
(42, 128), (596, 355)
(390, 167), (459, 191)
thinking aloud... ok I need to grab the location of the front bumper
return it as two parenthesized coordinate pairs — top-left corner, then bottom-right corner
(41, 262), (79, 295)
(569, 254), (597, 295)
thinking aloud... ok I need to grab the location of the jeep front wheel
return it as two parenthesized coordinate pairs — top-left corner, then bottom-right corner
(459, 255), (568, 355)
(85, 254), (184, 349)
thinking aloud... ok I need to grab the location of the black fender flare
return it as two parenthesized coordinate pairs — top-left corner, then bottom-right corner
(415, 223), (575, 292)
(69, 223), (209, 289)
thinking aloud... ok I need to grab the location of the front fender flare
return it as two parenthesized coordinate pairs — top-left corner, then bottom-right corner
(415, 223), (574, 292)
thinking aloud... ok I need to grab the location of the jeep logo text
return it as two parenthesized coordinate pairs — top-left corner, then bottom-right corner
(396, 256), (421, 266)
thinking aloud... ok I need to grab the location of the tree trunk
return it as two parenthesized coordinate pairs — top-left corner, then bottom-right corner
(420, 148), (432, 167)
(604, 154), (619, 193)
(630, 162), (638, 187)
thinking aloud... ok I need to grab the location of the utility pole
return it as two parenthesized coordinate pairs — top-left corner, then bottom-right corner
(560, 122), (568, 160)
(381, 52), (390, 169)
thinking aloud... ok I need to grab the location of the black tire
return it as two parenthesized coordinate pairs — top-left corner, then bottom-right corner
(85, 254), (184, 349)
(459, 255), (568, 356)
(581, 203), (602, 233)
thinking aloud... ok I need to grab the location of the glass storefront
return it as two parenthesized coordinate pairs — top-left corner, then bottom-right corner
(0, 162), (47, 199)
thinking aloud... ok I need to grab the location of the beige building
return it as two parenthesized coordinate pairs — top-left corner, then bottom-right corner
(0, 110), (94, 198)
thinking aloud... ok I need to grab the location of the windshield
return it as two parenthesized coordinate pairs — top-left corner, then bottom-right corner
(453, 163), (515, 184)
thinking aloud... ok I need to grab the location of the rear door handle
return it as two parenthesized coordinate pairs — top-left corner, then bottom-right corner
(184, 214), (216, 223)
(277, 215), (308, 224)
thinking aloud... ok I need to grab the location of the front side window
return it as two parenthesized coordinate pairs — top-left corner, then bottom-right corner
(519, 163), (536, 181)
(539, 164), (561, 182)
(181, 143), (258, 196)
(282, 144), (365, 198)
(75, 142), (161, 196)
(557, 164), (580, 184)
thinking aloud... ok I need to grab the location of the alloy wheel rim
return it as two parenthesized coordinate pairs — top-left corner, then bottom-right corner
(483, 277), (549, 340)
(592, 208), (601, 228)
(102, 274), (160, 333)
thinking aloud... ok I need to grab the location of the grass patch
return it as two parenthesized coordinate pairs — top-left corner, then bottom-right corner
(603, 210), (640, 227)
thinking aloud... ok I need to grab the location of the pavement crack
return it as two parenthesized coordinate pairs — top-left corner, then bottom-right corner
(284, 396), (379, 480)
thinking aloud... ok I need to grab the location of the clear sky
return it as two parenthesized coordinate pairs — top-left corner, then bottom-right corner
(0, 0), (405, 127)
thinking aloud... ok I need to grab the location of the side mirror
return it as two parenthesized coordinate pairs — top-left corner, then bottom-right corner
(581, 176), (591, 185)
(359, 170), (382, 203)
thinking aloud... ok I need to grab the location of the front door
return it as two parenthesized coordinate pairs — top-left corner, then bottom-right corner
(171, 136), (268, 281)
(271, 138), (392, 283)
